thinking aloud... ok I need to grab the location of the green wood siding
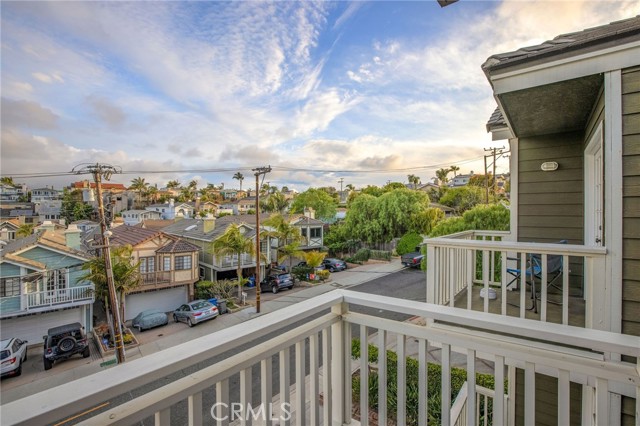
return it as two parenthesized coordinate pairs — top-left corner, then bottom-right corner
(622, 65), (640, 424)
(518, 131), (584, 244)
(515, 370), (582, 426)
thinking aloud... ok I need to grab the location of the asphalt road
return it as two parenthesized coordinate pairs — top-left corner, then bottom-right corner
(50, 267), (426, 425)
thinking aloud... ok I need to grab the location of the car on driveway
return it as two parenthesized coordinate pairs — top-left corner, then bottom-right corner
(174, 300), (219, 327)
(132, 309), (169, 332)
(1, 338), (28, 377)
(261, 272), (295, 294)
(43, 323), (90, 370)
(322, 258), (347, 272)
(295, 261), (325, 271)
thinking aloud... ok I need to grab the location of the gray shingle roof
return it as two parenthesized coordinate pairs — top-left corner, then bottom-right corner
(157, 239), (200, 254)
(482, 15), (640, 72)
(161, 216), (258, 242)
(486, 107), (506, 132)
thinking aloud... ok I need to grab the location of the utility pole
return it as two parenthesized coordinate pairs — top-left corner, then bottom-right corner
(73, 163), (125, 364)
(338, 178), (344, 203)
(252, 165), (271, 314)
(483, 146), (507, 203)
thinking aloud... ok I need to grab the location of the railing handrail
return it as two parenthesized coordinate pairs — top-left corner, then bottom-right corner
(0, 290), (344, 426)
(426, 236), (607, 257)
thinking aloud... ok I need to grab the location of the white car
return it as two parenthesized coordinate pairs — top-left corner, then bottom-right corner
(1, 338), (28, 377)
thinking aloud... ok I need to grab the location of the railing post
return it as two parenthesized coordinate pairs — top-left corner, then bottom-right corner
(585, 255), (608, 331)
(331, 302), (347, 426)
(426, 245), (436, 304)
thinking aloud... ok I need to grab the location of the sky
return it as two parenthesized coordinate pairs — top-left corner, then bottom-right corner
(1, 1), (638, 192)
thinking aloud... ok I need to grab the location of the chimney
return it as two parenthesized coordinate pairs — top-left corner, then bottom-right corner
(203, 216), (216, 233)
(303, 207), (315, 219)
(39, 220), (56, 233)
(64, 224), (82, 250)
(195, 196), (201, 213)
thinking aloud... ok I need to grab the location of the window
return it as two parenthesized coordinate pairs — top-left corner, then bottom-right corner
(310, 227), (321, 238)
(199, 267), (205, 278)
(175, 255), (192, 270)
(164, 257), (171, 271)
(47, 269), (67, 292)
(139, 257), (155, 273)
(301, 228), (307, 238)
(0, 277), (21, 297)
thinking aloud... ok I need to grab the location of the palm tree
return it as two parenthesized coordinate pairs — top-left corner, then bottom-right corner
(436, 168), (451, 185)
(407, 174), (421, 190)
(303, 250), (326, 270)
(166, 180), (180, 190)
(450, 165), (460, 178)
(188, 180), (198, 190)
(345, 184), (355, 191)
(146, 186), (159, 203)
(261, 192), (289, 214)
(1, 177), (15, 186)
(233, 172), (244, 191)
(211, 224), (255, 300)
(263, 214), (304, 268)
(17, 224), (35, 238)
(80, 245), (142, 325)
(129, 177), (148, 206)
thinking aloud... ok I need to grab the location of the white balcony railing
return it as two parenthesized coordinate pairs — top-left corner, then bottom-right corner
(3, 290), (638, 426)
(451, 382), (508, 426)
(0, 285), (94, 317)
(425, 230), (608, 328)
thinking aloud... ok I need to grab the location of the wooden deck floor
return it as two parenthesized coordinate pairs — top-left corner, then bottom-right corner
(453, 285), (586, 327)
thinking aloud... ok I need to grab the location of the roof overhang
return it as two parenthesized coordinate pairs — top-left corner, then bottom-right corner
(486, 39), (640, 138)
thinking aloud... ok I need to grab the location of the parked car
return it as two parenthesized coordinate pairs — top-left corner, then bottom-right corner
(174, 300), (219, 327)
(261, 272), (295, 294)
(401, 251), (424, 268)
(131, 309), (169, 332)
(43, 323), (90, 370)
(1, 338), (28, 377)
(322, 258), (347, 272)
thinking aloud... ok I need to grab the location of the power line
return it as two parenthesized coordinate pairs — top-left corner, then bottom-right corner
(1, 156), (486, 180)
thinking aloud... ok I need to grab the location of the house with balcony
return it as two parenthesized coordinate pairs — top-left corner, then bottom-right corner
(162, 215), (269, 282)
(289, 213), (324, 250)
(120, 209), (162, 226)
(2, 16), (639, 426)
(145, 199), (194, 220)
(0, 225), (94, 344)
(87, 225), (200, 320)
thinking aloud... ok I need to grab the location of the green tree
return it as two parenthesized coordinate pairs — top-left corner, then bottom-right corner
(439, 186), (486, 214)
(449, 165), (460, 177)
(376, 189), (430, 241)
(129, 177), (148, 206)
(409, 207), (445, 235)
(17, 224), (35, 238)
(60, 189), (93, 223)
(396, 232), (423, 256)
(80, 245), (142, 323)
(166, 180), (180, 190)
(360, 185), (384, 197)
(233, 172), (244, 191)
(382, 182), (406, 192)
(0, 177), (15, 186)
(261, 192), (289, 214)
(343, 193), (382, 244)
(211, 224), (255, 299)
(430, 203), (510, 237)
(303, 250), (326, 269)
(435, 168), (451, 185)
(407, 174), (420, 190)
(289, 188), (338, 221)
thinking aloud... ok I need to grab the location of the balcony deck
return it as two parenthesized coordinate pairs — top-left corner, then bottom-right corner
(1, 290), (637, 426)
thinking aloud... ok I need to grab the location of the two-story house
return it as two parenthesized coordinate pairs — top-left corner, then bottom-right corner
(30, 187), (61, 203)
(145, 199), (194, 220)
(0, 225), (94, 344)
(0, 219), (20, 243)
(120, 209), (162, 226)
(162, 216), (269, 282)
(86, 225), (200, 320)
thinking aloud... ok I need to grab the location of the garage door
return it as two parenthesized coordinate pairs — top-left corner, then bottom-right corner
(0, 307), (84, 345)
(125, 286), (188, 321)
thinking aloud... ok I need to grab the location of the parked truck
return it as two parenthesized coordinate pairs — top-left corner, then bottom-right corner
(401, 250), (424, 268)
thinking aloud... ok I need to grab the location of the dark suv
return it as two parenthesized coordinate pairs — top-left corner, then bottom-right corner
(261, 272), (295, 294)
(43, 322), (90, 370)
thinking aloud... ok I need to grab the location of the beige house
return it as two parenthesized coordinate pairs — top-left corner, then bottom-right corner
(103, 226), (200, 320)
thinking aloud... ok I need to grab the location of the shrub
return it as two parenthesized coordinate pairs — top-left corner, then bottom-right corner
(370, 250), (392, 261)
(351, 339), (499, 425)
(353, 248), (371, 262)
(344, 257), (362, 264)
(291, 265), (313, 281)
(396, 232), (423, 255)
(194, 280), (215, 300)
(316, 270), (330, 281)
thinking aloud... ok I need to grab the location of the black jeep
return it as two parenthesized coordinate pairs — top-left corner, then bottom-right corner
(43, 322), (90, 370)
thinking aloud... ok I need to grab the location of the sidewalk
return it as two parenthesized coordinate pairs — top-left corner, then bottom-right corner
(0, 259), (405, 404)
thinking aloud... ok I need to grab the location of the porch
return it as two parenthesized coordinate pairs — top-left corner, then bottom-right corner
(2, 289), (637, 426)
(425, 231), (608, 329)
(0, 284), (94, 318)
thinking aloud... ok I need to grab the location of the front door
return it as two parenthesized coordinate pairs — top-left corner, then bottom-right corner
(585, 122), (603, 247)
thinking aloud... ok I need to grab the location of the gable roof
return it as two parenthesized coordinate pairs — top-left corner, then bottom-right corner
(482, 15), (640, 72)
(161, 216), (257, 242)
(0, 230), (90, 261)
(156, 239), (200, 254)
(109, 225), (165, 247)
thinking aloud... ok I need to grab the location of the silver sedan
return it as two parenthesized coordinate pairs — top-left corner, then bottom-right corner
(173, 300), (219, 327)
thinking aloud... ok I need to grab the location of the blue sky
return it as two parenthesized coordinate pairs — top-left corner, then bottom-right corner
(1, 1), (638, 191)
